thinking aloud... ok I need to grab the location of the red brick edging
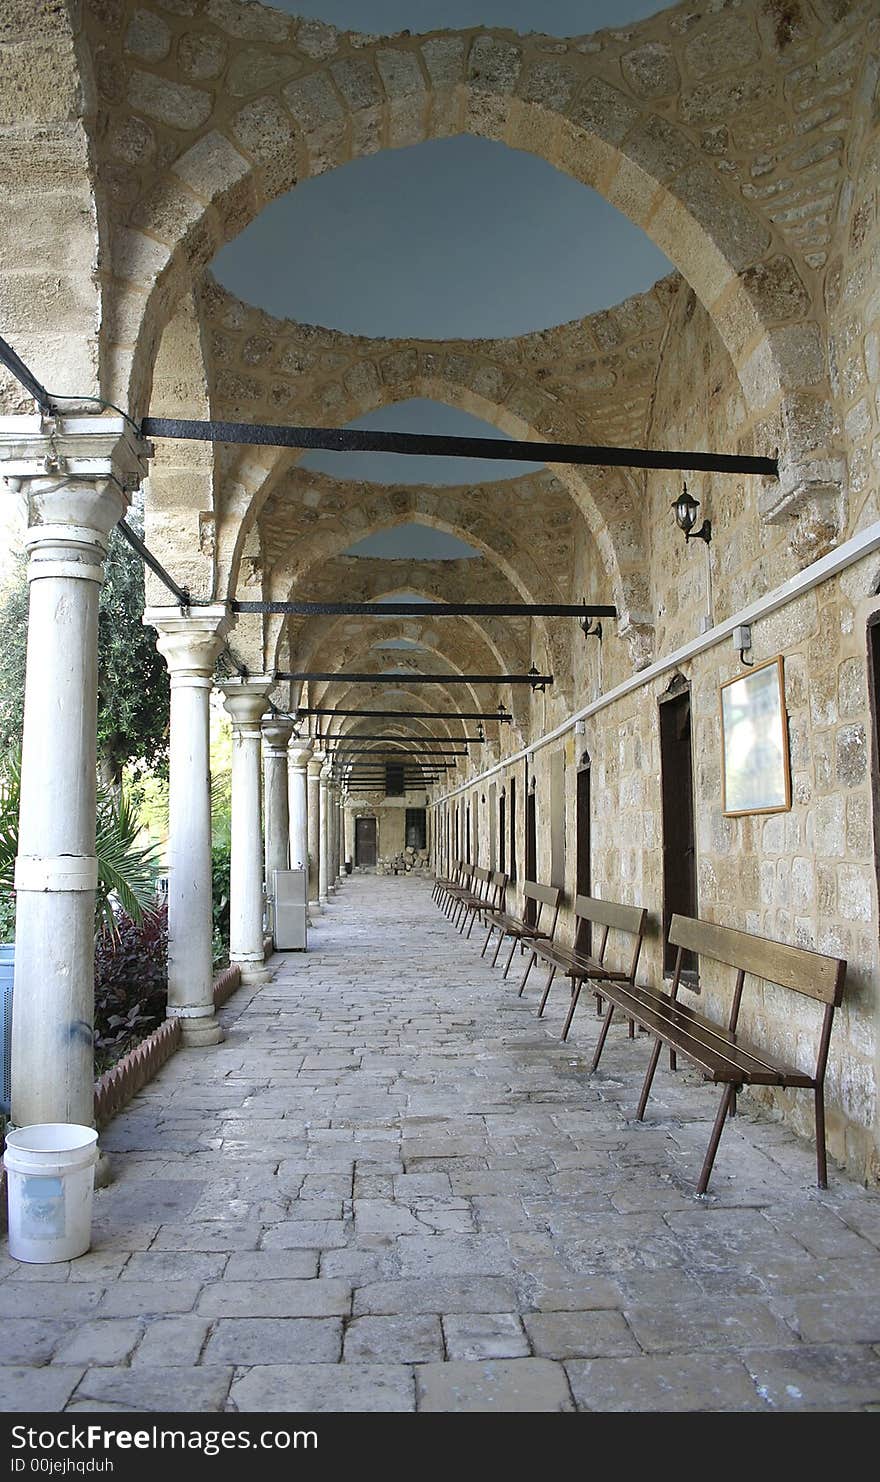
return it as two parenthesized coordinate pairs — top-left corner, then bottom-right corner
(1, 965), (243, 1228)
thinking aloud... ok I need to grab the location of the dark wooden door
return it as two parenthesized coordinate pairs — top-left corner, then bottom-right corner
(355, 816), (377, 867)
(525, 781), (537, 925)
(659, 686), (697, 974)
(576, 763), (591, 954)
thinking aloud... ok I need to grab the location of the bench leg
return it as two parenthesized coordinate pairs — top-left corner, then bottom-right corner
(697, 1084), (737, 1196)
(481, 924), (494, 958)
(491, 930), (506, 969)
(536, 963), (556, 1014)
(465, 909), (477, 939)
(502, 936), (518, 979)
(595, 992), (604, 1017)
(518, 950), (538, 997)
(590, 1003), (615, 1072)
(628, 1018), (635, 1039)
(561, 977), (584, 1042)
(636, 1037), (663, 1121)
(669, 1049), (677, 1071)
(815, 1085), (828, 1189)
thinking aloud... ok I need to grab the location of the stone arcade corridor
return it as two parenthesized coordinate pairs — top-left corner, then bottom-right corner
(2, 876), (880, 1414)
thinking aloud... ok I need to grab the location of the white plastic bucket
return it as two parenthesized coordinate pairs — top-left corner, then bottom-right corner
(3, 1123), (99, 1263)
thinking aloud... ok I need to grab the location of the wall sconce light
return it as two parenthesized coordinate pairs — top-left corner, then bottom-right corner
(579, 595), (602, 641)
(528, 664), (547, 693)
(477, 722), (485, 742)
(671, 483), (711, 544)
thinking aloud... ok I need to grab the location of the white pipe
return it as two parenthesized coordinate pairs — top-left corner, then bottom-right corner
(432, 520), (880, 805)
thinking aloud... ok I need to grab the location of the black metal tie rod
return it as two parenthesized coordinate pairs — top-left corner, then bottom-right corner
(320, 734), (485, 744)
(283, 672), (552, 686)
(300, 708), (512, 722)
(233, 601), (617, 618)
(142, 416), (778, 477)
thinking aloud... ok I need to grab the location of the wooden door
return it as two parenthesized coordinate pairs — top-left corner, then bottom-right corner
(355, 816), (377, 867)
(576, 762), (592, 954)
(524, 779), (537, 925)
(659, 685), (697, 975)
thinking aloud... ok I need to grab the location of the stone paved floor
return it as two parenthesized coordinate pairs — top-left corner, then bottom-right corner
(2, 875), (880, 1413)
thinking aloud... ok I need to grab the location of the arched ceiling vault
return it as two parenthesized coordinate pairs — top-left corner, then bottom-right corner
(78, 0), (866, 538)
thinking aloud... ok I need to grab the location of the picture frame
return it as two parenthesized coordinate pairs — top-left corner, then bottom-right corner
(720, 655), (791, 817)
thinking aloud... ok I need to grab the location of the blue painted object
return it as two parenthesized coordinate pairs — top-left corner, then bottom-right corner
(0, 943), (13, 1116)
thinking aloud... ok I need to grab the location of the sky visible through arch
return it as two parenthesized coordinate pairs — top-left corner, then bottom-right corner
(212, 2), (672, 515)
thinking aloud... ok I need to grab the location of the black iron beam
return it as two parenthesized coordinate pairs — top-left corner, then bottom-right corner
(142, 416), (778, 477)
(320, 734), (484, 744)
(233, 601), (617, 618)
(283, 672), (552, 686)
(0, 332), (53, 413)
(300, 708), (512, 722)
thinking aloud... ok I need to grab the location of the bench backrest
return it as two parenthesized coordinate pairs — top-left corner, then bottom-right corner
(669, 915), (846, 1006)
(522, 880), (562, 939)
(669, 914), (846, 1082)
(574, 894), (647, 980)
(490, 870), (508, 911)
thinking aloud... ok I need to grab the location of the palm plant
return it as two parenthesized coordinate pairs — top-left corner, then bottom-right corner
(0, 751), (160, 938)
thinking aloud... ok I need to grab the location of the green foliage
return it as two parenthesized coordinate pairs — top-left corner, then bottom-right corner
(0, 752), (161, 938)
(97, 523), (170, 788)
(0, 515), (170, 783)
(0, 555), (27, 759)
(211, 840), (231, 969)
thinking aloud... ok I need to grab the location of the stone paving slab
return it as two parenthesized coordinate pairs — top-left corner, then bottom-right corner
(2, 876), (880, 1412)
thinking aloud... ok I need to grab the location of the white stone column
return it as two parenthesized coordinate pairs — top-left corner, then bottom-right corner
(288, 741), (313, 871)
(0, 415), (148, 1131)
(328, 784), (339, 892)
(308, 755), (322, 909)
(344, 803), (356, 868)
(221, 677), (273, 983)
(146, 608), (231, 1046)
(319, 763), (331, 905)
(263, 717), (294, 934)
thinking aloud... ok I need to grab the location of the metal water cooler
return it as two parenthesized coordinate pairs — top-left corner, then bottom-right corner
(273, 868), (308, 950)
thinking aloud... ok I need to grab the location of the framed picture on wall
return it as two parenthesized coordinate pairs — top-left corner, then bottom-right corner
(720, 656), (791, 817)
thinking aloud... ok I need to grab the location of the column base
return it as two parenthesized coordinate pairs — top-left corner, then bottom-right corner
(179, 1016), (226, 1047)
(235, 961), (274, 985)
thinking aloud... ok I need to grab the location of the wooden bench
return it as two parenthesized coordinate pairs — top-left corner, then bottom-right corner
(589, 913), (847, 1195)
(433, 859), (469, 912)
(459, 869), (508, 940)
(481, 881), (562, 979)
(522, 893), (647, 1043)
(450, 865), (491, 933)
(440, 862), (476, 920)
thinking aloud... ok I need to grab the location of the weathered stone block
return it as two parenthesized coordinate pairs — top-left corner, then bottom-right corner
(621, 41), (679, 97)
(127, 70), (213, 130)
(232, 98), (296, 165)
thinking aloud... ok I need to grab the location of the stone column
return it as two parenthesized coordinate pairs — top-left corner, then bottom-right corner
(288, 740), (313, 871)
(221, 677), (273, 983)
(263, 717), (294, 933)
(307, 755), (322, 909)
(319, 764), (331, 905)
(328, 784), (340, 892)
(0, 415), (148, 1131)
(344, 803), (356, 868)
(146, 607), (231, 1046)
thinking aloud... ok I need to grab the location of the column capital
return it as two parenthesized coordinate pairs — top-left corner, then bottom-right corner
(0, 412), (149, 497)
(220, 676), (273, 729)
(307, 755), (323, 780)
(146, 605), (232, 682)
(262, 717), (296, 755)
(290, 740), (314, 770)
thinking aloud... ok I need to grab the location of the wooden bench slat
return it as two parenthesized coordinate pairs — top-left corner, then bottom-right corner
(670, 914), (846, 1005)
(601, 981), (814, 1086)
(573, 894), (647, 934)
